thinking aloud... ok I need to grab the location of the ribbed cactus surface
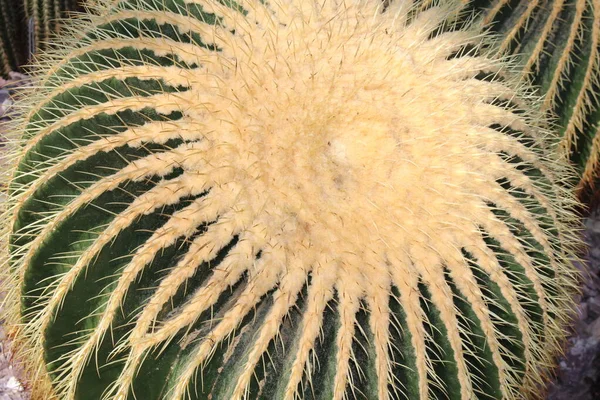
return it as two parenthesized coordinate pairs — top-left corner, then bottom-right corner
(459, 0), (600, 194)
(2, 0), (581, 399)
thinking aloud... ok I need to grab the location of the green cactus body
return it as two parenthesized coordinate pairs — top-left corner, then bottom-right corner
(1, 0), (582, 399)
(457, 0), (600, 194)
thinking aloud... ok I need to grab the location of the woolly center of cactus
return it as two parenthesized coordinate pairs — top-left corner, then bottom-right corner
(180, 10), (490, 272)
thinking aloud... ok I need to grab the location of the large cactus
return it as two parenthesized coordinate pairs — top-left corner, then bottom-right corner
(1, 0), (582, 399)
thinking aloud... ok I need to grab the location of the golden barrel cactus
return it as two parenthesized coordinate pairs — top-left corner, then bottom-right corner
(0, 0), (583, 399)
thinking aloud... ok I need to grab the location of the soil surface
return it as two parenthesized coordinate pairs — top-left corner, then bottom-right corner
(1, 74), (600, 400)
(545, 215), (600, 400)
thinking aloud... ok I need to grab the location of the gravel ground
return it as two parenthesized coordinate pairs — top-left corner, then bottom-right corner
(2, 75), (600, 400)
(545, 215), (600, 400)
(0, 306), (29, 400)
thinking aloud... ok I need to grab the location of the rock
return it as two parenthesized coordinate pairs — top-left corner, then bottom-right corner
(589, 296), (600, 319)
(0, 71), (31, 121)
(580, 302), (590, 322)
(547, 336), (600, 400)
(5, 377), (22, 392)
(0, 90), (10, 120)
(588, 219), (600, 234)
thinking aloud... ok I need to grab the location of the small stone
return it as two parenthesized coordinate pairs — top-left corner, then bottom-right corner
(575, 304), (590, 333)
(579, 302), (589, 321)
(586, 316), (600, 339)
(588, 296), (600, 318)
(590, 219), (600, 234)
(0, 90), (11, 119)
(6, 376), (23, 391)
(583, 283), (598, 298)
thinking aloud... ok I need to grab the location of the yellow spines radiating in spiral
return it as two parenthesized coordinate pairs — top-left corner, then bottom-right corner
(0, 1), (582, 399)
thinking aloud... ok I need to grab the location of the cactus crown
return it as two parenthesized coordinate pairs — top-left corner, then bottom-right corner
(1, 0), (582, 399)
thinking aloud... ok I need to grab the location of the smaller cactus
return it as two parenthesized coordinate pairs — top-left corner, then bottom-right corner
(0, 0), (82, 76)
(0, 0), (27, 76)
(25, 0), (82, 55)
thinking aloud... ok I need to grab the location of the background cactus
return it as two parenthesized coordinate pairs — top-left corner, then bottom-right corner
(0, 0), (27, 76)
(0, 0), (583, 399)
(25, 0), (82, 54)
(455, 0), (600, 197)
(0, 0), (81, 76)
